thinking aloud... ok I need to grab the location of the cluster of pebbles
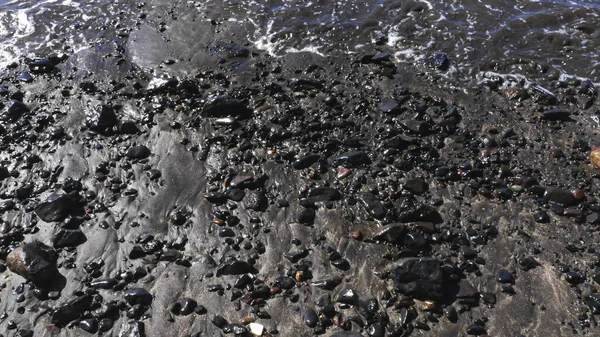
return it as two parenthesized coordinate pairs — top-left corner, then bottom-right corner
(2, 2), (600, 337)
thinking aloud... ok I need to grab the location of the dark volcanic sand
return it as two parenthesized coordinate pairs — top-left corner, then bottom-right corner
(2, 2), (600, 337)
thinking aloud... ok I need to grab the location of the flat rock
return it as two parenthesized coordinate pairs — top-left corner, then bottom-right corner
(126, 145), (151, 159)
(389, 257), (445, 300)
(201, 95), (251, 118)
(34, 193), (82, 222)
(53, 228), (86, 248)
(87, 104), (118, 133)
(51, 294), (93, 327)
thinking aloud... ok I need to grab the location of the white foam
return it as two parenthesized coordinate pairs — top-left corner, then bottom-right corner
(287, 45), (327, 57)
(15, 9), (35, 38)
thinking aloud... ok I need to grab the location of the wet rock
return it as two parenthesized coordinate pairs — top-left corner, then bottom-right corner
(304, 309), (318, 327)
(333, 151), (369, 168)
(87, 105), (118, 133)
(404, 178), (428, 195)
(98, 318), (114, 332)
(358, 192), (386, 220)
(389, 257), (444, 299)
(5, 100), (29, 121)
(171, 298), (197, 316)
(80, 318), (98, 333)
(28, 58), (55, 73)
(424, 53), (450, 71)
(126, 145), (151, 159)
(229, 174), (255, 189)
(336, 288), (359, 304)
(307, 187), (342, 203)
(385, 135), (413, 150)
(311, 278), (342, 291)
(496, 269), (515, 284)
(298, 208), (316, 225)
(396, 197), (441, 223)
(124, 288), (153, 306)
(293, 154), (320, 169)
(6, 241), (58, 285)
(118, 321), (146, 337)
(466, 323), (486, 335)
(202, 95), (251, 118)
(216, 257), (257, 276)
(90, 278), (118, 289)
(288, 78), (322, 91)
(224, 188), (245, 202)
(541, 108), (571, 121)
(53, 228), (86, 248)
(51, 295), (93, 327)
(543, 187), (577, 206)
(18, 72), (33, 82)
(372, 223), (405, 244)
(34, 193), (82, 222)
(379, 98), (402, 114)
(404, 231), (427, 251)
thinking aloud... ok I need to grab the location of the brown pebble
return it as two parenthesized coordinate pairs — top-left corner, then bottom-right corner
(336, 167), (351, 179)
(573, 189), (585, 200)
(350, 231), (362, 240)
(213, 218), (225, 226)
(591, 148), (600, 168)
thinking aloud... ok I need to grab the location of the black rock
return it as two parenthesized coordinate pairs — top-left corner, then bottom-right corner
(496, 269), (515, 284)
(224, 188), (245, 202)
(404, 231), (427, 251)
(216, 257), (257, 276)
(379, 98), (402, 114)
(480, 292), (496, 304)
(543, 187), (577, 206)
(53, 228), (86, 248)
(330, 331), (363, 337)
(389, 257), (444, 300)
(29, 59), (55, 73)
(18, 72), (33, 82)
(34, 193), (82, 222)
(336, 288), (359, 304)
(534, 210), (550, 223)
(6, 241), (58, 285)
(396, 197), (441, 223)
(126, 145), (151, 159)
(202, 95), (251, 118)
(298, 207), (316, 225)
(424, 53), (450, 71)
(5, 100), (29, 120)
(293, 154), (320, 169)
(358, 192), (386, 220)
(171, 298), (197, 316)
(79, 318), (98, 333)
(332, 151), (369, 168)
(304, 309), (318, 327)
(404, 178), (428, 195)
(212, 315), (228, 329)
(541, 108), (571, 121)
(51, 295), (93, 327)
(372, 223), (405, 244)
(288, 77), (322, 91)
(90, 278), (118, 289)
(307, 187), (342, 203)
(466, 324), (487, 335)
(87, 105), (118, 133)
(98, 318), (114, 332)
(368, 323), (385, 337)
(384, 135), (413, 150)
(565, 272), (584, 284)
(444, 306), (458, 323)
(124, 288), (153, 306)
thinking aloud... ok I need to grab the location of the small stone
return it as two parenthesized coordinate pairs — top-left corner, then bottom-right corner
(248, 322), (264, 336)
(466, 324), (486, 335)
(51, 295), (93, 327)
(34, 193), (82, 222)
(126, 145), (151, 159)
(591, 148), (600, 168)
(304, 309), (318, 327)
(389, 257), (444, 299)
(123, 288), (152, 306)
(496, 269), (515, 284)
